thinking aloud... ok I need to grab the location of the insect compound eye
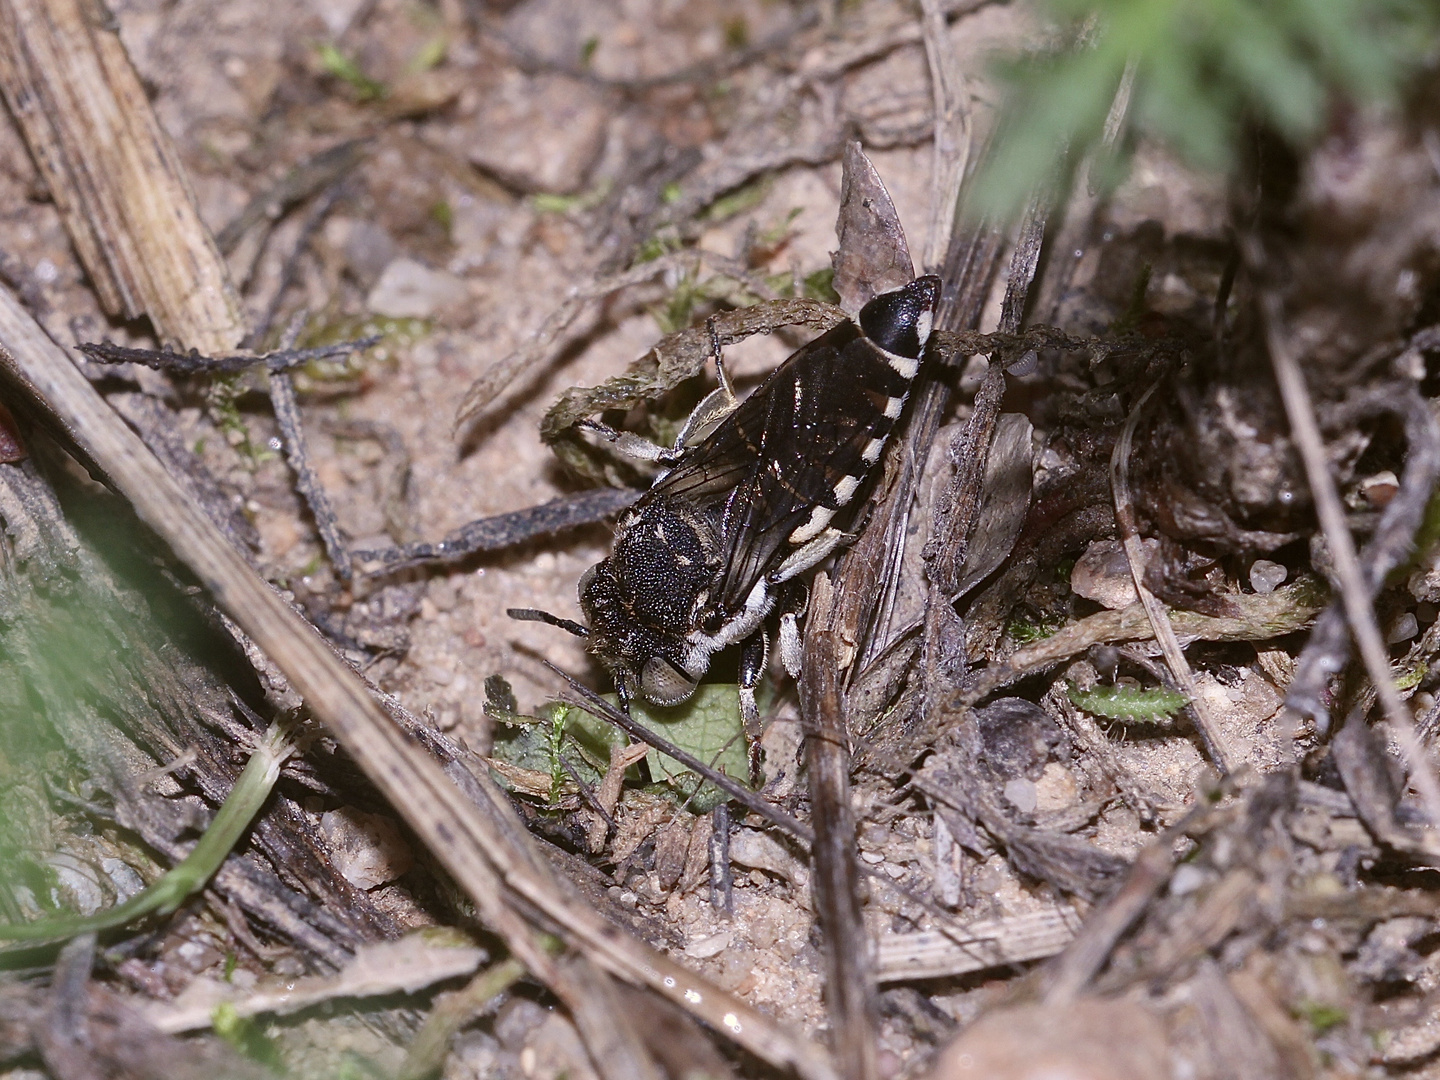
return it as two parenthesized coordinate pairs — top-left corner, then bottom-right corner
(578, 564), (599, 593)
(858, 275), (942, 359)
(639, 656), (699, 706)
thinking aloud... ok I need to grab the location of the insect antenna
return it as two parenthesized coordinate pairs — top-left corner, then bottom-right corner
(506, 608), (589, 638)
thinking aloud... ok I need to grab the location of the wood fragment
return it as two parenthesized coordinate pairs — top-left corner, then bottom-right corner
(876, 906), (1080, 982)
(800, 574), (879, 1080)
(144, 934), (490, 1035)
(0, 0), (242, 352)
(965, 577), (1326, 703)
(833, 141), (915, 316)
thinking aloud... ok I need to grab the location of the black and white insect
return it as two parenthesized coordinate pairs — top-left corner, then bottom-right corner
(512, 274), (941, 732)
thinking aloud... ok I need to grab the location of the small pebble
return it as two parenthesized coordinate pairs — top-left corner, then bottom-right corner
(320, 807), (414, 889)
(749, 917), (778, 950)
(686, 931), (731, 959)
(365, 257), (467, 319)
(1388, 611), (1419, 644)
(1249, 559), (1288, 595)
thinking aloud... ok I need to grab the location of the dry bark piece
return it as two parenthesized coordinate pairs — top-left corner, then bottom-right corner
(948, 411), (1034, 599)
(832, 141), (916, 317)
(876, 906), (1080, 982)
(0, 458), (388, 966)
(0, 0), (242, 353)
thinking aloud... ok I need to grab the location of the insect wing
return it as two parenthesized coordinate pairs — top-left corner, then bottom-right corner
(654, 318), (913, 611)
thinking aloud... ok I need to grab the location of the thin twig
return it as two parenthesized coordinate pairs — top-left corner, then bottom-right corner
(78, 337), (379, 375)
(956, 577), (1325, 706)
(800, 575), (879, 1080)
(458, 251), (798, 432)
(215, 139), (369, 256)
(1257, 288), (1440, 830)
(1284, 383), (1440, 728)
(269, 312), (351, 578)
(353, 486), (639, 571)
(1111, 380), (1240, 773)
(253, 180), (350, 347)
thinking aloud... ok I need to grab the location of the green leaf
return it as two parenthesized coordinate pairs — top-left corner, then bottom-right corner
(628, 684), (752, 810)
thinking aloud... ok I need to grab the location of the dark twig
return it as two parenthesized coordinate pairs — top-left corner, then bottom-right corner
(559, 755), (615, 833)
(709, 803), (733, 917)
(253, 180), (351, 348)
(215, 138), (369, 256)
(93, 330), (378, 583)
(800, 576), (879, 1080)
(268, 314), (350, 579)
(77, 337), (380, 376)
(353, 486), (639, 571)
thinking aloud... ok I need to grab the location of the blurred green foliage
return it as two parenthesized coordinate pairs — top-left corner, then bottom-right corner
(971, 0), (1440, 219)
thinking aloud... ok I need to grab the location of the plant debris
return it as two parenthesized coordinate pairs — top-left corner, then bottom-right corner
(4, 1), (1440, 1078)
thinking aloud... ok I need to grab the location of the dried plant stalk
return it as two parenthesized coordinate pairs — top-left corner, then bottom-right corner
(0, 0), (243, 353)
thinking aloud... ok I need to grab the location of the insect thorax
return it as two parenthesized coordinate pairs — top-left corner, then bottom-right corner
(578, 495), (722, 684)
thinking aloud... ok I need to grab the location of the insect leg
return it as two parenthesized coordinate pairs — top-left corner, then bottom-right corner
(769, 527), (852, 583)
(614, 672), (635, 715)
(775, 582), (809, 678)
(738, 629), (769, 783)
(707, 315), (738, 404)
(577, 418), (679, 463)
